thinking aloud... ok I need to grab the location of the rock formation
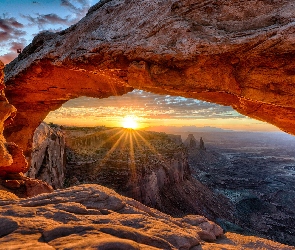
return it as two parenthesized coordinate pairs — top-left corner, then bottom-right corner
(0, 61), (53, 197)
(184, 134), (198, 149)
(200, 137), (206, 150)
(3, 0), (295, 159)
(0, 61), (27, 175)
(64, 127), (233, 220)
(0, 184), (293, 250)
(29, 122), (65, 189)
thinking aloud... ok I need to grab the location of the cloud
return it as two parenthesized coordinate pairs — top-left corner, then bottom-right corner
(0, 17), (25, 42)
(1, 0), (92, 64)
(0, 40), (27, 64)
(59, 90), (243, 120)
(22, 0), (92, 29)
(0, 52), (17, 64)
(21, 13), (70, 29)
(60, 0), (92, 23)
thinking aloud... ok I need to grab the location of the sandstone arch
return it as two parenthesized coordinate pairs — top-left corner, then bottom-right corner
(4, 0), (295, 159)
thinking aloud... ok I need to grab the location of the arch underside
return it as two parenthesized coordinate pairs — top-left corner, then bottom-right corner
(4, 0), (295, 156)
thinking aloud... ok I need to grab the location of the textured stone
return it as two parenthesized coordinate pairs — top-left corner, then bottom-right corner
(0, 61), (27, 175)
(0, 61), (16, 168)
(0, 217), (18, 237)
(3, 0), (295, 158)
(29, 123), (65, 189)
(0, 184), (293, 250)
(0, 173), (53, 198)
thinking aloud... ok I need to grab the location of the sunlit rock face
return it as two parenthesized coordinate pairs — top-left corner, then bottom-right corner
(0, 61), (53, 197)
(29, 123), (65, 189)
(0, 184), (293, 250)
(4, 0), (295, 156)
(0, 60), (28, 175)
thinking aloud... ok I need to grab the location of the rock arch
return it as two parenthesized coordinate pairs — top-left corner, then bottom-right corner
(4, 0), (295, 159)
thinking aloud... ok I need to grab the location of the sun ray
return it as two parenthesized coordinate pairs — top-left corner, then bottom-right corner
(129, 131), (136, 179)
(134, 130), (170, 169)
(99, 129), (127, 165)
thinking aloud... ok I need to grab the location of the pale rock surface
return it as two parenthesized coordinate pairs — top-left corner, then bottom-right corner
(0, 184), (293, 250)
(29, 122), (65, 189)
(4, 0), (295, 157)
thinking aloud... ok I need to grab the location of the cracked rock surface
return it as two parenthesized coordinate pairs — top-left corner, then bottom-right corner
(0, 184), (293, 250)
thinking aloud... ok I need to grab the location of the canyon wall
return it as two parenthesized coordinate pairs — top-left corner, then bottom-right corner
(29, 123), (65, 189)
(64, 127), (233, 220)
(3, 0), (295, 158)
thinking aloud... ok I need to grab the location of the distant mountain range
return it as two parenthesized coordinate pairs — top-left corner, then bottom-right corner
(143, 125), (234, 133)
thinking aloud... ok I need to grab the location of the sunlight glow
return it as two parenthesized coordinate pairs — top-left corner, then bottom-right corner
(122, 116), (139, 129)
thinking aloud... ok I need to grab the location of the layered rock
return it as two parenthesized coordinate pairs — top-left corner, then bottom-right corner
(0, 61), (17, 170)
(0, 184), (293, 250)
(29, 122), (65, 189)
(3, 0), (295, 158)
(0, 61), (53, 197)
(64, 127), (233, 220)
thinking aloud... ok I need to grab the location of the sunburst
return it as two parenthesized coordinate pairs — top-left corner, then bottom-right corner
(122, 116), (139, 129)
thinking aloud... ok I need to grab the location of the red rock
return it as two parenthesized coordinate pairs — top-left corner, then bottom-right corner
(24, 178), (54, 197)
(3, 0), (295, 158)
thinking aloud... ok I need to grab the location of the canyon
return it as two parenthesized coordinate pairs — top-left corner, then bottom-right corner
(1, 0), (295, 249)
(27, 123), (295, 246)
(62, 125), (233, 220)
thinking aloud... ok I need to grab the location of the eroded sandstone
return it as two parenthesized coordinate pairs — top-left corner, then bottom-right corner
(3, 0), (295, 158)
(29, 122), (65, 189)
(0, 61), (53, 196)
(0, 61), (28, 175)
(0, 184), (293, 250)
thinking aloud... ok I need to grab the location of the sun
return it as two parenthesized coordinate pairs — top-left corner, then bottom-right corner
(122, 116), (139, 129)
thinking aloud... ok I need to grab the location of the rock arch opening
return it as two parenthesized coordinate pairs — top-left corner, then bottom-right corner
(26, 91), (295, 246)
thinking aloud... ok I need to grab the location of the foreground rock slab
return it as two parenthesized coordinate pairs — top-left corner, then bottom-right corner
(0, 184), (293, 250)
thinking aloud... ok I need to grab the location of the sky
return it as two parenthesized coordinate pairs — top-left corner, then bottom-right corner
(1, 0), (280, 132)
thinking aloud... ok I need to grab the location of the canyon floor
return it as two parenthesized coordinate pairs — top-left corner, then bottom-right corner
(182, 131), (295, 246)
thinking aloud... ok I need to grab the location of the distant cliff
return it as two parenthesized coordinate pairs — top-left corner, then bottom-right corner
(29, 123), (65, 189)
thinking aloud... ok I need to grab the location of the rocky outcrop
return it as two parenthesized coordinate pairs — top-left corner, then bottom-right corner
(0, 60), (53, 197)
(64, 127), (233, 220)
(0, 184), (293, 250)
(28, 122), (65, 189)
(184, 134), (198, 149)
(3, 0), (295, 158)
(0, 173), (53, 198)
(199, 137), (206, 150)
(0, 61), (28, 176)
